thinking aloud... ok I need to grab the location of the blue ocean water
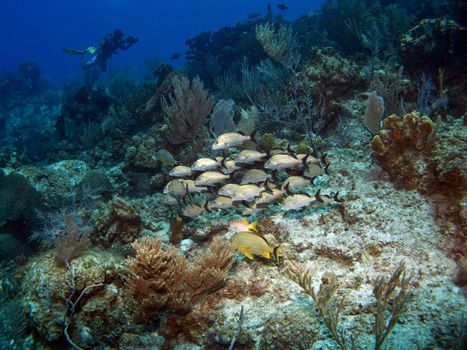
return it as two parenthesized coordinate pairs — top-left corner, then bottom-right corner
(0, 0), (323, 83)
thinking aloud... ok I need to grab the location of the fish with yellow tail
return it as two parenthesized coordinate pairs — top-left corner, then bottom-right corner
(230, 231), (280, 264)
(229, 218), (258, 233)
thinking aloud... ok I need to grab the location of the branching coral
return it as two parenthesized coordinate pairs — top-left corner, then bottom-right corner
(373, 263), (413, 350)
(125, 236), (234, 322)
(161, 76), (214, 145)
(55, 213), (91, 267)
(284, 261), (413, 350)
(256, 22), (300, 72)
(284, 261), (348, 350)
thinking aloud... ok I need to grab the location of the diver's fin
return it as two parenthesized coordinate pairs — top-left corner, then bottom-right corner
(62, 48), (86, 55)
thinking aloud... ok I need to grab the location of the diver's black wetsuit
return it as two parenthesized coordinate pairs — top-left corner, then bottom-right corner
(83, 29), (138, 71)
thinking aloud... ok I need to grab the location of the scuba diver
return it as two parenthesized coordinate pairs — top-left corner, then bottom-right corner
(63, 29), (138, 71)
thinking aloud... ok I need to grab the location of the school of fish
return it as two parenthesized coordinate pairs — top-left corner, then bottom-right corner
(163, 132), (342, 218)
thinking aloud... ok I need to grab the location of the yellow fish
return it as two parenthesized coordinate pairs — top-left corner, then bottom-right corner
(229, 218), (258, 233)
(230, 231), (280, 264)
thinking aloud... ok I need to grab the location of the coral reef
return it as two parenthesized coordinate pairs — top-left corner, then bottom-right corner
(1, 1), (466, 349)
(161, 75), (215, 145)
(56, 86), (111, 142)
(370, 112), (436, 190)
(94, 197), (143, 247)
(125, 236), (234, 322)
(20, 248), (128, 348)
(76, 170), (113, 197)
(294, 48), (366, 133)
(370, 112), (466, 296)
(400, 18), (467, 74)
(0, 169), (46, 230)
(370, 112), (465, 197)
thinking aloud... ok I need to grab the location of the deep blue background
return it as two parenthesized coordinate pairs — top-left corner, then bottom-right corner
(0, 0), (324, 84)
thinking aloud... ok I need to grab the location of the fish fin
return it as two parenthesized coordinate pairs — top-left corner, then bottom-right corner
(262, 252), (271, 259)
(334, 191), (342, 203)
(310, 176), (317, 186)
(243, 251), (255, 260)
(264, 178), (273, 194)
(237, 246), (254, 260)
(323, 163), (330, 175)
(238, 130), (245, 136)
(241, 201), (255, 209)
(302, 154), (310, 167)
(287, 143), (295, 155)
(204, 202), (212, 213)
(271, 146), (284, 152)
(271, 170), (279, 182)
(250, 130), (258, 143)
(250, 221), (258, 232)
(241, 218), (250, 225)
(273, 246), (281, 264)
(321, 153), (329, 166)
(315, 189), (324, 202)
(284, 182), (292, 195)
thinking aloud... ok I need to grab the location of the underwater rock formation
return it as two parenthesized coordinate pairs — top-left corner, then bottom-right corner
(400, 18), (467, 73)
(1, 1), (466, 349)
(0, 169), (46, 230)
(370, 112), (465, 196)
(371, 112), (466, 288)
(76, 170), (113, 198)
(21, 249), (128, 348)
(370, 112), (436, 190)
(294, 48), (366, 133)
(56, 86), (111, 141)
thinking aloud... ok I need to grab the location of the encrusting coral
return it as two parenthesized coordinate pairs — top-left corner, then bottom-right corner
(94, 196), (143, 246)
(125, 236), (235, 322)
(370, 112), (436, 190)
